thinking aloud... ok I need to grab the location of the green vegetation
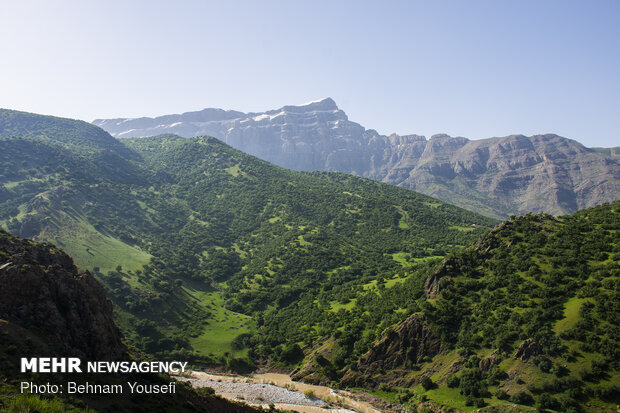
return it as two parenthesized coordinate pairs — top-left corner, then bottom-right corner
(554, 297), (588, 334)
(2, 109), (618, 411)
(347, 201), (620, 412)
(47, 215), (152, 273)
(187, 290), (254, 359)
(0, 110), (494, 366)
(1, 392), (94, 413)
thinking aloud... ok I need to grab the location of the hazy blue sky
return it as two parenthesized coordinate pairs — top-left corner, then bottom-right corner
(1, 1), (618, 146)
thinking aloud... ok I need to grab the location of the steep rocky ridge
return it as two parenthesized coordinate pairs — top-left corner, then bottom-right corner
(94, 99), (620, 218)
(593, 146), (620, 158)
(0, 228), (126, 361)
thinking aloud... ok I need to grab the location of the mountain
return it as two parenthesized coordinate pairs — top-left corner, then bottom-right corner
(93, 99), (620, 219)
(0, 229), (259, 413)
(3, 108), (618, 412)
(2, 108), (137, 159)
(593, 146), (620, 158)
(0, 108), (495, 368)
(336, 201), (620, 411)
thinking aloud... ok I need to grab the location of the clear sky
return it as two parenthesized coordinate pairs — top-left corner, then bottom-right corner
(1, 0), (618, 147)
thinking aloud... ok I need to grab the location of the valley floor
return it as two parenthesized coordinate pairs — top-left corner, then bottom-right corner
(175, 371), (382, 413)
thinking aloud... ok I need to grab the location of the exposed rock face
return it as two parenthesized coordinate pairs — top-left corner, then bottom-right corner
(479, 350), (501, 372)
(94, 99), (620, 218)
(345, 315), (440, 383)
(95, 98), (378, 174)
(93, 108), (245, 140)
(424, 252), (481, 299)
(513, 339), (541, 361)
(592, 147), (620, 159)
(0, 229), (126, 361)
(424, 258), (456, 299)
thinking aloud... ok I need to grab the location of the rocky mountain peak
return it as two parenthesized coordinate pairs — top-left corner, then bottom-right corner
(288, 97), (339, 111)
(429, 133), (453, 140)
(93, 102), (620, 218)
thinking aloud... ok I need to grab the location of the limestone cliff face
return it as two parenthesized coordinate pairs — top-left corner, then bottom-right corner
(0, 229), (126, 361)
(94, 99), (620, 218)
(387, 134), (620, 218)
(95, 98), (383, 174)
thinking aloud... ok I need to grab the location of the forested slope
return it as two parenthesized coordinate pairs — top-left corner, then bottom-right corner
(339, 201), (620, 412)
(0, 109), (494, 367)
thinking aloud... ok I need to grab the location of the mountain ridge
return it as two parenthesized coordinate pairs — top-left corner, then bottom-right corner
(93, 99), (620, 219)
(335, 201), (620, 411)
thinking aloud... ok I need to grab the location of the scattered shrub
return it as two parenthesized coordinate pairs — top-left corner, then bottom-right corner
(446, 374), (460, 388)
(495, 389), (509, 400)
(465, 395), (475, 406)
(196, 386), (215, 396)
(421, 376), (436, 390)
(475, 397), (486, 408)
(510, 391), (534, 405)
(537, 392), (560, 410)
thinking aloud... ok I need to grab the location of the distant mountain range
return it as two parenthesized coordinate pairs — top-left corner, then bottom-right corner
(94, 98), (620, 218)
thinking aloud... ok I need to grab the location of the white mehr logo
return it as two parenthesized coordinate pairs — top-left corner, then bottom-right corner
(21, 358), (82, 373)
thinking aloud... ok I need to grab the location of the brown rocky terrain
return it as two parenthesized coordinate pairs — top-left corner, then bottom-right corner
(0, 228), (126, 362)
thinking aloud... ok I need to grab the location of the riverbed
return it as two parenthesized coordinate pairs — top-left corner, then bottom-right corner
(175, 371), (382, 413)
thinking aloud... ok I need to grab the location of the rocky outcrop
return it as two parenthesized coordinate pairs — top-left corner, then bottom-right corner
(342, 315), (440, 387)
(94, 99), (620, 219)
(513, 339), (541, 361)
(290, 337), (338, 385)
(0, 229), (126, 361)
(479, 350), (501, 372)
(424, 250), (484, 299)
(424, 259), (456, 299)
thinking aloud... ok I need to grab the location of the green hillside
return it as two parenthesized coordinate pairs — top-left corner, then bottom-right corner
(0, 110), (495, 367)
(340, 201), (620, 412)
(1, 108), (618, 411)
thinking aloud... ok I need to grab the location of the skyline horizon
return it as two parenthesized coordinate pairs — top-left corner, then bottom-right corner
(1, 1), (618, 147)
(3, 96), (615, 149)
